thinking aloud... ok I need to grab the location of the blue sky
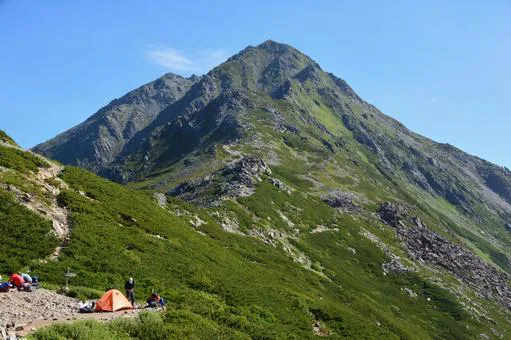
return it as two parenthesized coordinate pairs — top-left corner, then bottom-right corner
(1, 1), (510, 167)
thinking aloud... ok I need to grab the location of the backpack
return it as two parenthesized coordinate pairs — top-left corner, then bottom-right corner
(0, 282), (11, 292)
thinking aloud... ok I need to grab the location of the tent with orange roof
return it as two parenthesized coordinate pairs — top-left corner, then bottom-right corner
(95, 289), (134, 312)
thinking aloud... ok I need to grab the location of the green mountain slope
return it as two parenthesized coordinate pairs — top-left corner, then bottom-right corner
(3, 131), (511, 338)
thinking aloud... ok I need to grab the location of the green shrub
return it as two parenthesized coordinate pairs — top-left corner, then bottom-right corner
(0, 190), (58, 272)
(28, 320), (125, 340)
(0, 145), (49, 173)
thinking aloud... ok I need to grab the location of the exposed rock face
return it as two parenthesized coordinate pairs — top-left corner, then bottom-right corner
(224, 155), (271, 184)
(153, 192), (167, 208)
(33, 73), (198, 173)
(169, 156), (271, 206)
(106, 89), (250, 183)
(263, 106), (301, 134)
(403, 221), (511, 308)
(401, 161), (435, 194)
(379, 202), (511, 308)
(377, 202), (408, 227)
(321, 190), (361, 212)
(481, 168), (511, 204)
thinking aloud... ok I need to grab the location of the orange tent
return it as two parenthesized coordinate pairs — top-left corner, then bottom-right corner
(95, 289), (134, 312)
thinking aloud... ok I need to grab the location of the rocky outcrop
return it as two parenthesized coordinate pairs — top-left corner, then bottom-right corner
(377, 202), (408, 227)
(107, 88), (249, 183)
(382, 255), (412, 276)
(379, 202), (511, 309)
(321, 190), (361, 212)
(224, 155), (271, 183)
(403, 220), (511, 308)
(268, 177), (293, 193)
(153, 192), (168, 208)
(169, 156), (271, 206)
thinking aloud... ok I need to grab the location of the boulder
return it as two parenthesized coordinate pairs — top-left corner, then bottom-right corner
(268, 177), (293, 193)
(377, 202), (407, 227)
(321, 190), (360, 212)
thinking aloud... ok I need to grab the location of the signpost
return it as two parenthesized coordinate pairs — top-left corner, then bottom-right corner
(64, 267), (76, 289)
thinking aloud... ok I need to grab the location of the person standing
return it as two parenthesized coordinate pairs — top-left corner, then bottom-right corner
(124, 277), (135, 307)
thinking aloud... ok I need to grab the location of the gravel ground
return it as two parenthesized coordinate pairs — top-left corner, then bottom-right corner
(0, 288), (141, 338)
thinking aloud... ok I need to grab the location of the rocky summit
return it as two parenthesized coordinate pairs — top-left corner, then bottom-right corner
(5, 40), (510, 338)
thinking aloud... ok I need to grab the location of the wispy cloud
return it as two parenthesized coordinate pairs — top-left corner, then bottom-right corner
(146, 46), (230, 74)
(146, 47), (195, 72)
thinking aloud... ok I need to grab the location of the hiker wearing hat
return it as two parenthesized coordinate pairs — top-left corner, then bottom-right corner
(124, 277), (136, 307)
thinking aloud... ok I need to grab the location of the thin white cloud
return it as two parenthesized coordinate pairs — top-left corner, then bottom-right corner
(146, 46), (230, 74)
(146, 47), (195, 72)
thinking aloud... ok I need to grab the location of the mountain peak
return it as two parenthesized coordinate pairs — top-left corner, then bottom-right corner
(211, 40), (319, 96)
(233, 39), (311, 62)
(256, 39), (293, 52)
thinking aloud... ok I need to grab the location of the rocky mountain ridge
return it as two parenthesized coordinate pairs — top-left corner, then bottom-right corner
(33, 73), (198, 173)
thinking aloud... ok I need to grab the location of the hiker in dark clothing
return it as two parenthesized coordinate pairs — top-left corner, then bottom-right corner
(124, 277), (135, 307)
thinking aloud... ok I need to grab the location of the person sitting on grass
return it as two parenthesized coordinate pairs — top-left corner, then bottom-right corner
(146, 292), (165, 308)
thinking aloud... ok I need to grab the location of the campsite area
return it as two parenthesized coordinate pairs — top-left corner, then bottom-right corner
(0, 287), (157, 338)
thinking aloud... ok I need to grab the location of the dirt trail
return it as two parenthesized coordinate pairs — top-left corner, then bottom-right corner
(0, 289), (143, 338)
(32, 162), (71, 260)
